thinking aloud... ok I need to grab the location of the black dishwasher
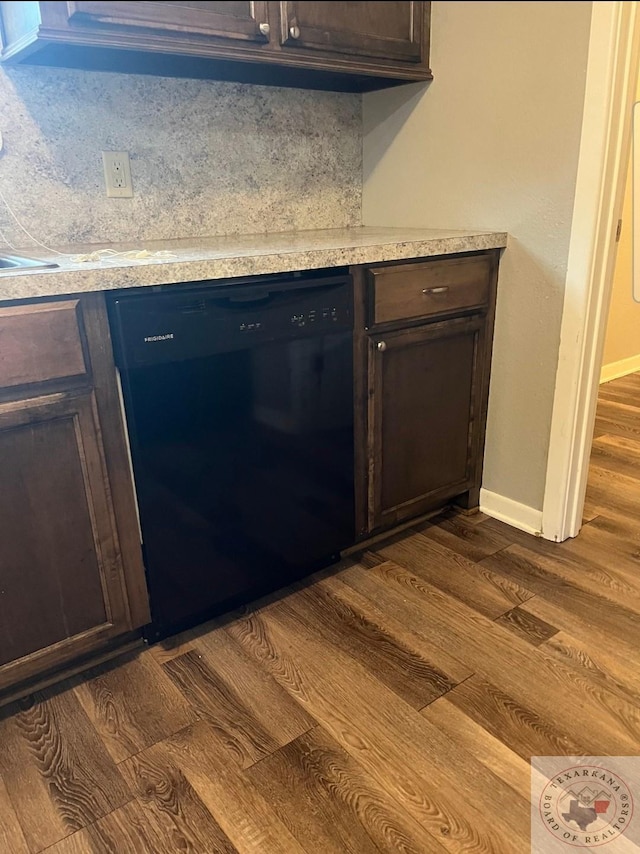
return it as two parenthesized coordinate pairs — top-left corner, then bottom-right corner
(108, 270), (354, 641)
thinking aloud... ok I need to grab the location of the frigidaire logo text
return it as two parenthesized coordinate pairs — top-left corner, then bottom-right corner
(144, 333), (175, 343)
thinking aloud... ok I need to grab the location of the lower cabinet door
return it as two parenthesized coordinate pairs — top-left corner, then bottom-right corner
(0, 391), (135, 689)
(368, 314), (486, 531)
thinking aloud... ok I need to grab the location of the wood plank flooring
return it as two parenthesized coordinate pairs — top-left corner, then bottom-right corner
(3, 372), (640, 852)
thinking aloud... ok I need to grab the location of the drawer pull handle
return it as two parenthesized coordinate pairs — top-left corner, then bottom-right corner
(423, 286), (449, 295)
(289, 24), (301, 39)
(377, 341), (387, 352)
(259, 22), (270, 36)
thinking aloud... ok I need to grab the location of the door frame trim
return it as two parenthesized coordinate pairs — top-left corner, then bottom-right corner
(542, 0), (640, 541)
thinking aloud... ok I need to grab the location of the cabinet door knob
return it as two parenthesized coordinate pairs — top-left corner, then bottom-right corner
(377, 341), (387, 352)
(289, 24), (301, 39)
(423, 286), (449, 295)
(259, 22), (270, 36)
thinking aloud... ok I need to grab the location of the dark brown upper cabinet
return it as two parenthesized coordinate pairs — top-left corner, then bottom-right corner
(64, 2), (271, 45)
(0, 1), (431, 92)
(279, 2), (425, 63)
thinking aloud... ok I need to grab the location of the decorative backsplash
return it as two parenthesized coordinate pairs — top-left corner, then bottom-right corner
(0, 66), (362, 249)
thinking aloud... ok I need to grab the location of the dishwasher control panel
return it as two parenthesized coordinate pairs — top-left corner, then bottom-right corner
(109, 274), (353, 367)
(289, 306), (341, 328)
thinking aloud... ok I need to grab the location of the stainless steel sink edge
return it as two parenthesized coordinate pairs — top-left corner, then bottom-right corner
(0, 254), (60, 273)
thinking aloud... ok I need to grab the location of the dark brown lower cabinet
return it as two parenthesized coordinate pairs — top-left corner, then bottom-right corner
(0, 251), (499, 698)
(366, 314), (488, 532)
(356, 249), (500, 535)
(0, 294), (149, 698)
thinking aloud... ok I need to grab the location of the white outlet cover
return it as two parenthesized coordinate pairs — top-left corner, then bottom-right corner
(102, 151), (133, 198)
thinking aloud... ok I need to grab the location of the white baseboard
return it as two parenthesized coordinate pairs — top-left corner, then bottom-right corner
(600, 353), (640, 383)
(479, 488), (543, 536)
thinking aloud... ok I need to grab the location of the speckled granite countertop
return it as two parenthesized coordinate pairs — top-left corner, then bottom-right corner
(0, 227), (508, 301)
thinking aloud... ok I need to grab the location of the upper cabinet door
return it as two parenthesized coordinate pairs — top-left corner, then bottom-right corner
(279, 1), (426, 62)
(65, 1), (271, 43)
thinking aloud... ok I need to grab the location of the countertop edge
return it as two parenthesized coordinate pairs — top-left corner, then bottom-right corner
(0, 231), (508, 302)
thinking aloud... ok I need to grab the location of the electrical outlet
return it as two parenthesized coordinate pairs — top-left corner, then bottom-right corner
(102, 151), (133, 198)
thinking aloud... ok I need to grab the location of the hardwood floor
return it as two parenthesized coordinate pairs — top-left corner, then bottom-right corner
(3, 373), (640, 853)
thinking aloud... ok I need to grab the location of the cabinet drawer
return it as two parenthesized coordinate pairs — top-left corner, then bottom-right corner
(0, 300), (89, 391)
(369, 255), (492, 325)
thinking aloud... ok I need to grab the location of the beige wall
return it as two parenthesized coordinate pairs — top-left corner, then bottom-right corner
(362, 0), (592, 512)
(602, 75), (640, 371)
(0, 66), (361, 248)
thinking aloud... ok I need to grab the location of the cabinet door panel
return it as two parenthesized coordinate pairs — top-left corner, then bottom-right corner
(66, 1), (270, 42)
(280, 1), (425, 61)
(368, 316), (484, 530)
(0, 392), (131, 683)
